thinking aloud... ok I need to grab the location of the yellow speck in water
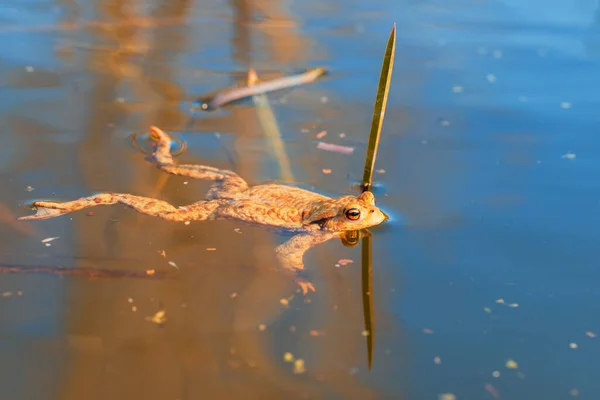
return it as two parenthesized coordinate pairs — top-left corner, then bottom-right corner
(283, 352), (294, 362)
(146, 310), (166, 325)
(280, 298), (289, 306)
(439, 393), (456, 400)
(293, 359), (306, 374)
(258, 324), (266, 332)
(496, 298), (505, 304)
(505, 359), (518, 369)
(569, 342), (578, 349)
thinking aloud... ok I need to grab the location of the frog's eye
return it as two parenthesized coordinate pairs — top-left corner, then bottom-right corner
(345, 208), (361, 221)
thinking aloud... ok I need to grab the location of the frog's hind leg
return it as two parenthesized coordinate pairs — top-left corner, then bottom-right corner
(18, 193), (221, 222)
(149, 126), (248, 199)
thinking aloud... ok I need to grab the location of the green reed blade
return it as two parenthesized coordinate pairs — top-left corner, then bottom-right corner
(361, 23), (396, 192)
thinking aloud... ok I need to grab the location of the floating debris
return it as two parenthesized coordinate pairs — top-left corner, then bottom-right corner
(492, 370), (501, 378)
(376, 169), (386, 174)
(338, 259), (354, 266)
(315, 130), (327, 139)
(569, 342), (578, 349)
(316, 141), (355, 155)
(230, 292), (238, 299)
(484, 383), (500, 398)
(280, 298), (289, 306)
(168, 261), (178, 269)
(310, 330), (323, 337)
(258, 324), (266, 332)
(483, 307), (492, 313)
(146, 310), (166, 325)
(184, 221), (190, 225)
(338, 132), (346, 138)
(159, 250), (166, 257)
(283, 352), (294, 362)
(146, 269), (156, 276)
(585, 331), (597, 338)
(560, 102), (572, 109)
(198, 67), (328, 111)
(41, 237), (59, 244)
(206, 248), (217, 251)
(505, 359), (518, 369)
(434, 357), (441, 365)
(322, 169), (332, 174)
(496, 298), (505, 304)
(2, 291), (13, 297)
(562, 152), (576, 160)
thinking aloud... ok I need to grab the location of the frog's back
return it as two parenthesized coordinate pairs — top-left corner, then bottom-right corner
(244, 184), (331, 208)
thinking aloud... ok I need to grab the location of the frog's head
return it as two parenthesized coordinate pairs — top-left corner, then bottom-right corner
(303, 191), (387, 232)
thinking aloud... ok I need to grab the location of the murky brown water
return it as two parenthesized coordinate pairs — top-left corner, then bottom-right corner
(0, 1), (408, 399)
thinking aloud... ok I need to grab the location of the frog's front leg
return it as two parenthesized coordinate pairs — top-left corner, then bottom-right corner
(18, 193), (221, 222)
(275, 231), (337, 294)
(149, 126), (248, 199)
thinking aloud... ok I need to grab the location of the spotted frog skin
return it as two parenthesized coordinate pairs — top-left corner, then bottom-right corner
(19, 126), (387, 294)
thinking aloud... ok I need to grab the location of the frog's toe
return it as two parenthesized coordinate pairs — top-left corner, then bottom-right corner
(295, 278), (316, 295)
(149, 126), (170, 142)
(18, 206), (65, 220)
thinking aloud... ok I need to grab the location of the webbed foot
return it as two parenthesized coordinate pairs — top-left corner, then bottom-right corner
(18, 202), (68, 221)
(295, 277), (316, 295)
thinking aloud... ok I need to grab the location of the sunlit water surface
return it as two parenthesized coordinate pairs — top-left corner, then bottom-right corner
(0, 0), (599, 399)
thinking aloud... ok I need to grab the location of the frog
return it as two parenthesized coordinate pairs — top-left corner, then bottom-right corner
(18, 126), (388, 294)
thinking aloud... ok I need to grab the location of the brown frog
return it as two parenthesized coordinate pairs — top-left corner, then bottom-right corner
(19, 126), (387, 294)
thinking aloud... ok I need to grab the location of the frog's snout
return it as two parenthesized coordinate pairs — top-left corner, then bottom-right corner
(370, 207), (388, 226)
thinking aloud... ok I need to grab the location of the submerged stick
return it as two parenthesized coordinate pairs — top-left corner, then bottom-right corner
(248, 69), (295, 183)
(198, 67), (328, 111)
(361, 24), (396, 191)
(0, 263), (175, 279)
